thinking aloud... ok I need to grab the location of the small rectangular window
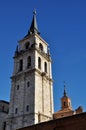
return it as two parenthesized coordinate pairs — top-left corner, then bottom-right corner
(27, 81), (30, 87)
(15, 108), (18, 114)
(26, 105), (29, 112)
(17, 85), (19, 90)
(3, 122), (6, 130)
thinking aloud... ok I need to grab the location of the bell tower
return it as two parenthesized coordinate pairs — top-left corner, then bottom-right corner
(7, 11), (54, 130)
(61, 84), (72, 110)
(53, 83), (74, 119)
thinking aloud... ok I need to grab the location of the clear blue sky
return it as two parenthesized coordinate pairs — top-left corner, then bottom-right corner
(0, 0), (86, 112)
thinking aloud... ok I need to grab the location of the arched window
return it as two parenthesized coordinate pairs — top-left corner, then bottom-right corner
(19, 59), (23, 71)
(44, 62), (47, 73)
(25, 42), (30, 49)
(31, 43), (35, 48)
(38, 57), (41, 69)
(64, 101), (66, 106)
(27, 56), (31, 68)
(39, 43), (43, 51)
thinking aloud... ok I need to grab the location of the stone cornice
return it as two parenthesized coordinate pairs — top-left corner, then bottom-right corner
(11, 68), (53, 82)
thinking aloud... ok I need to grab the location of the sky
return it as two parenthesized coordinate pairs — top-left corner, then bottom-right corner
(0, 0), (86, 112)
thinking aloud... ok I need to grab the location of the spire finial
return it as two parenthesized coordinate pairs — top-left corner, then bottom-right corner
(33, 9), (36, 15)
(64, 81), (67, 97)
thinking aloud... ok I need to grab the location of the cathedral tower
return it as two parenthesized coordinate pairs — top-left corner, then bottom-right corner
(6, 11), (54, 130)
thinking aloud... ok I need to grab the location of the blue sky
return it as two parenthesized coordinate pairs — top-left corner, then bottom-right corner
(0, 0), (86, 112)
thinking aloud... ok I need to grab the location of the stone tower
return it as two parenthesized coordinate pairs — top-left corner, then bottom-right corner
(6, 11), (54, 130)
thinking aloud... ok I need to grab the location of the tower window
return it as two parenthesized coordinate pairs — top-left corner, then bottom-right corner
(25, 42), (30, 49)
(31, 43), (35, 48)
(27, 81), (30, 87)
(39, 43), (43, 51)
(44, 62), (47, 73)
(26, 105), (29, 112)
(15, 108), (18, 114)
(27, 56), (31, 68)
(64, 102), (66, 106)
(17, 85), (19, 90)
(3, 122), (6, 130)
(19, 59), (23, 71)
(38, 57), (41, 69)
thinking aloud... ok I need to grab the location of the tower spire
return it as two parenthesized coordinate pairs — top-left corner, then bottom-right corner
(63, 82), (67, 97)
(28, 10), (40, 35)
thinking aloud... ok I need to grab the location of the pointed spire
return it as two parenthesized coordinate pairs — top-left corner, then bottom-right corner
(28, 10), (40, 35)
(63, 81), (67, 97)
(15, 45), (19, 56)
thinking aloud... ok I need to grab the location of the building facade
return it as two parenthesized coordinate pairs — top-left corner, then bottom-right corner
(6, 11), (54, 130)
(0, 100), (9, 130)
